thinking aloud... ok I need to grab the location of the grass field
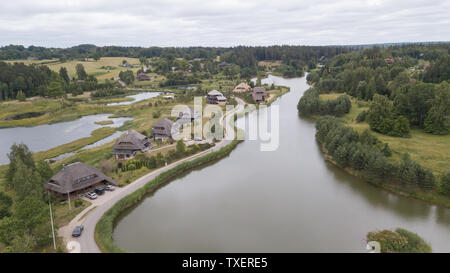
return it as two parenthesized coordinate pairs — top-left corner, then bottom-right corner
(0, 98), (123, 128)
(5, 57), (144, 83)
(47, 57), (142, 82)
(336, 98), (450, 175)
(319, 93), (346, 100)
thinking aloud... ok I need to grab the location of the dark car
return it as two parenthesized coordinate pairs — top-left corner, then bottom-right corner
(72, 225), (84, 237)
(94, 186), (105, 195)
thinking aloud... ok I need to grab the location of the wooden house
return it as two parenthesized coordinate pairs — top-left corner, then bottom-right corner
(45, 162), (118, 199)
(151, 118), (174, 139)
(112, 130), (151, 160)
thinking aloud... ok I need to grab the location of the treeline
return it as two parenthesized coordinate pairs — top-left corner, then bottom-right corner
(316, 116), (450, 195)
(297, 88), (351, 117)
(307, 43), (450, 136)
(118, 141), (213, 173)
(0, 62), (54, 100)
(0, 61), (117, 100)
(91, 88), (127, 98)
(0, 144), (56, 252)
(159, 72), (202, 87)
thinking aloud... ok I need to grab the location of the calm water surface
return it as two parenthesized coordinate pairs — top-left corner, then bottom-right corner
(0, 114), (132, 164)
(107, 92), (162, 106)
(113, 75), (450, 252)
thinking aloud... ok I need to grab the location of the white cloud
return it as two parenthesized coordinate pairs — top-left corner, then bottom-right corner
(0, 0), (448, 47)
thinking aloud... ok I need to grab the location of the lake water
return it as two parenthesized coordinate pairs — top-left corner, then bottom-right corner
(113, 75), (450, 252)
(107, 92), (162, 106)
(0, 114), (132, 164)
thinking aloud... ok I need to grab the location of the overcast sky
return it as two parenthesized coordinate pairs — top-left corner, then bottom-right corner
(0, 0), (449, 48)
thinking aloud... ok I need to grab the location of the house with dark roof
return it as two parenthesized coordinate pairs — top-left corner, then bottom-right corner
(151, 118), (174, 139)
(219, 61), (231, 69)
(45, 162), (118, 199)
(207, 90), (227, 104)
(252, 87), (267, 103)
(112, 130), (152, 160)
(137, 73), (151, 81)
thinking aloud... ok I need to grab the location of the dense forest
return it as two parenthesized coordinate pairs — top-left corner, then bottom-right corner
(304, 44), (450, 136)
(0, 44), (355, 100)
(297, 88), (352, 117)
(0, 61), (116, 100)
(0, 144), (55, 252)
(298, 43), (450, 200)
(315, 116), (448, 193)
(0, 44), (352, 63)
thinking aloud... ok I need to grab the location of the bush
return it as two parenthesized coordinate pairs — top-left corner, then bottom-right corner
(74, 199), (83, 208)
(366, 228), (431, 253)
(297, 88), (351, 117)
(316, 116), (435, 189)
(356, 110), (367, 123)
(152, 110), (161, 119)
(438, 171), (450, 196)
(367, 229), (408, 253)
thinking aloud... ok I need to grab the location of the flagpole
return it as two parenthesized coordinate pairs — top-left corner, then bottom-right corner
(68, 192), (71, 211)
(48, 191), (56, 250)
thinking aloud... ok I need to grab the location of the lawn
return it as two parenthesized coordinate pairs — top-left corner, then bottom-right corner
(45, 57), (142, 82)
(340, 99), (450, 175)
(0, 97), (126, 128)
(5, 57), (143, 83)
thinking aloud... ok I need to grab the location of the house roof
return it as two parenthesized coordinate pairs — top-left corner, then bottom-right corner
(113, 130), (149, 151)
(208, 90), (223, 96)
(45, 162), (118, 194)
(153, 118), (173, 128)
(216, 95), (227, 101)
(253, 87), (266, 95)
(252, 92), (265, 102)
(151, 118), (174, 137)
(233, 82), (251, 92)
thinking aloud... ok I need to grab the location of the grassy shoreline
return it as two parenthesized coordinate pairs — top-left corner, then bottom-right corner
(95, 139), (242, 253)
(33, 126), (117, 162)
(317, 141), (450, 208)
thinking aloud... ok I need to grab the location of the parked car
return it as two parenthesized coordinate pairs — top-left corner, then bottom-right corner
(105, 185), (115, 191)
(86, 192), (97, 200)
(72, 225), (84, 237)
(94, 186), (105, 195)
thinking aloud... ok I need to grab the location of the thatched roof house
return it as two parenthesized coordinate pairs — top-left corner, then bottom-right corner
(252, 87), (267, 103)
(233, 82), (251, 93)
(45, 162), (118, 199)
(151, 118), (174, 139)
(112, 130), (151, 160)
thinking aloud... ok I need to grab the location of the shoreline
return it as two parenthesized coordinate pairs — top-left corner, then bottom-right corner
(94, 88), (290, 252)
(95, 139), (243, 253)
(317, 140), (450, 209)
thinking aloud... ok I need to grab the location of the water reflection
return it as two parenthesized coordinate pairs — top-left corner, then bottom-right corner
(113, 75), (450, 253)
(0, 114), (133, 164)
(106, 92), (162, 106)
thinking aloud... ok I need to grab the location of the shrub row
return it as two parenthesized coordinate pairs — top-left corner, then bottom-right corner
(95, 139), (242, 253)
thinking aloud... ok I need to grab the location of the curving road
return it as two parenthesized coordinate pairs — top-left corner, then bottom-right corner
(59, 97), (245, 253)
